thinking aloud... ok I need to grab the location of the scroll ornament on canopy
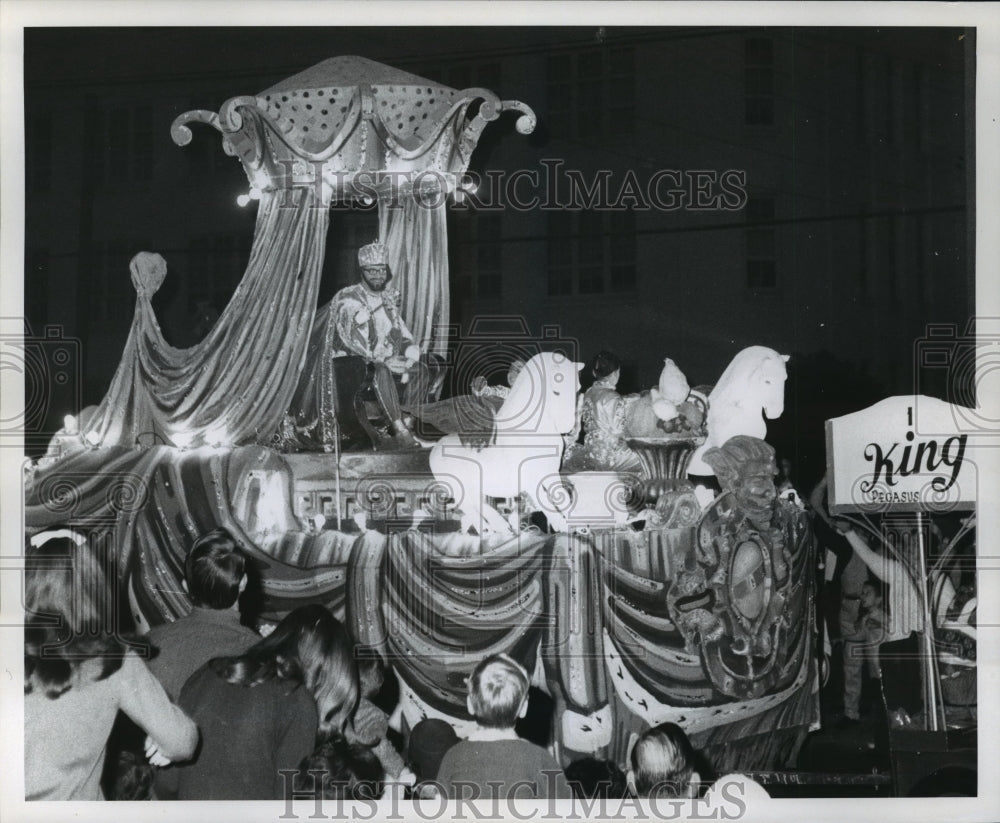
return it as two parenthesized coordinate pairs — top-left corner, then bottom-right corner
(169, 55), (538, 205)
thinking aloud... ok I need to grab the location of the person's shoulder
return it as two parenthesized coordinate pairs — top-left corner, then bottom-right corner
(437, 738), (474, 764)
(332, 283), (363, 302)
(520, 738), (560, 763)
(178, 660), (220, 699)
(146, 617), (179, 642)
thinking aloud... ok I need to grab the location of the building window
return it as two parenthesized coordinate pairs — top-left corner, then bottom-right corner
(547, 211), (574, 296)
(25, 248), (49, 321)
(91, 240), (148, 322)
(744, 37), (774, 126)
(414, 61), (502, 94)
(132, 105), (153, 181)
(476, 215), (503, 299)
(857, 213), (869, 296)
(451, 212), (503, 302)
(189, 233), (248, 308)
(96, 105), (155, 187)
(745, 197), (776, 290)
(547, 209), (636, 296)
(547, 46), (635, 140)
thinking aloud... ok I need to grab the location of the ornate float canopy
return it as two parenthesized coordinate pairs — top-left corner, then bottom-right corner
(171, 55), (536, 204)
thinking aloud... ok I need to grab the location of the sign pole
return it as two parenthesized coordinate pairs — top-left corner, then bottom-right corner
(915, 511), (941, 731)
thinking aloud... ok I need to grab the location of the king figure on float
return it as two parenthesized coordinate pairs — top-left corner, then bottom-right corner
(328, 241), (442, 446)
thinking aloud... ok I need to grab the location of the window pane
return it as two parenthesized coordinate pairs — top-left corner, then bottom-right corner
(747, 228), (774, 258)
(746, 66), (773, 96)
(578, 51), (603, 78)
(478, 272), (502, 298)
(746, 37), (774, 66)
(548, 54), (571, 82)
(610, 264), (636, 292)
(609, 47), (634, 76)
(133, 105), (153, 181)
(478, 63), (501, 91)
(448, 65), (472, 89)
(578, 266), (604, 294)
(746, 197), (775, 222)
(747, 259), (776, 289)
(548, 267), (573, 295)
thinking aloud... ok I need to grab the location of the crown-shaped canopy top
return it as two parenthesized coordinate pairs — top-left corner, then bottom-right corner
(171, 55), (536, 203)
(260, 55), (446, 94)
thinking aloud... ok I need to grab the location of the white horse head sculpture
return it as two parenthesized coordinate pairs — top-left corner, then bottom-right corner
(494, 350), (580, 435)
(689, 346), (789, 476)
(430, 351), (583, 535)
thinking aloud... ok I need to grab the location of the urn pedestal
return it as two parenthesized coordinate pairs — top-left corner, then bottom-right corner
(626, 435), (705, 505)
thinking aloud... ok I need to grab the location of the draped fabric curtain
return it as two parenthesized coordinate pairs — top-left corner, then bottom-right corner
(82, 187), (329, 449)
(379, 196), (450, 359)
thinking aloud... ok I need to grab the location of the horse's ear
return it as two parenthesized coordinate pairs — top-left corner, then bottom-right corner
(781, 354), (790, 363)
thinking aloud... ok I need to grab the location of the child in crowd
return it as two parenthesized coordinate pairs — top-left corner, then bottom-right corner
(627, 722), (700, 799)
(435, 654), (571, 800)
(351, 655), (413, 786)
(296, 733), (383, 800)
(628, 722), (769, 802)
(147, 528), (259, 700)
(406, 718), (459, 799)
(157, 604), (358, 800)
(24, 530), (198, 800)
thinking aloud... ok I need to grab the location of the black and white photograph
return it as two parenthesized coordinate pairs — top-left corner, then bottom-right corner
(2, 2), (998, 821)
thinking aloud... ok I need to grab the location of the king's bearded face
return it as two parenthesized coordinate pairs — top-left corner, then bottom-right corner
(361, 264), (389, 292)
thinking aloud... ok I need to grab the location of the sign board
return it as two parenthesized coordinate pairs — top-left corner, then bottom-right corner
(826, 395), (977, 514)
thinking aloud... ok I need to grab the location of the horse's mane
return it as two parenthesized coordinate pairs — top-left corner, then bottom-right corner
(709, 346), (785, 410)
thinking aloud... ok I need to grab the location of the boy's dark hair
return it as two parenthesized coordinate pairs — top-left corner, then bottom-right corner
(467, 654), (529, 728)
(185, 528), (247, 610)
(407, 718), (459, 782)
(565, 757), (627, 800)
(296, 733), (383, 800)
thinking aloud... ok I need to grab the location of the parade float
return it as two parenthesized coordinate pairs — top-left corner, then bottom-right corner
(25, 56), (818, 775)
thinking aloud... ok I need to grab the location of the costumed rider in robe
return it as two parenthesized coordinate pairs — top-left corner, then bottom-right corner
(330, 241), (439, 447)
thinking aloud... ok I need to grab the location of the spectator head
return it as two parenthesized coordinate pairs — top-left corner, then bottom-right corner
(627, 722), (700, 798)
(108, 750), (154, 800)
(466, 653), (530, 729)
(407, 718), (459, 783)
(296, 733), (382, 800)
(565, 757), (627, 800)
(860, 579), (885, 611)
(184, 528), (248, 610)
(591, 350), (621, 381)
(24, 529), (127, 698)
